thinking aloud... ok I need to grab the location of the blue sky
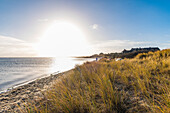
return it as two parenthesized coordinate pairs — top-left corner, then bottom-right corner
(0, 0), (169, 56)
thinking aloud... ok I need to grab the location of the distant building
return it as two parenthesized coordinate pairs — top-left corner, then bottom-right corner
(122, 47), (160, 53)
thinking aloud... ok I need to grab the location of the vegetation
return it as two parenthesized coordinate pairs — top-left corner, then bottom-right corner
(79, 47), (160, 59)
(24, 49), (170, 113)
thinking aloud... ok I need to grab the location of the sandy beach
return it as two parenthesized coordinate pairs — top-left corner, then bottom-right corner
(0, 70), (73, 113)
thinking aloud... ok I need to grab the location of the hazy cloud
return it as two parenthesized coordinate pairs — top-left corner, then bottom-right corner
(160, 41), (170, 49)
(90, 40), (161, 53)
(91, 24), (98, 30)
(138, 33), (142, 36)
(0, 35), (37, 57)
(37, 18), (49, 22)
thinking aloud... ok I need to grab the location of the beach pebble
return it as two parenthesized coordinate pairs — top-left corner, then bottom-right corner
(0, 97), (9, 101)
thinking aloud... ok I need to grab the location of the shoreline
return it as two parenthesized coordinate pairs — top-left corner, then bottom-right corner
(0, 69), (73, 113)
(0, 71), (59, 94)
(0, 57), (95, 95)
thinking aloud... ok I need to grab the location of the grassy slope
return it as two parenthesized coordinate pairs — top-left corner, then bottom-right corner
(26, 49), (170, 113)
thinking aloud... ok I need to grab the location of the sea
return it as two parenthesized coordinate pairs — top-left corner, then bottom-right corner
(0, 57), (94, 93)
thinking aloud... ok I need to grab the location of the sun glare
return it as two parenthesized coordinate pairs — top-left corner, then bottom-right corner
(36, 21), (89, 57)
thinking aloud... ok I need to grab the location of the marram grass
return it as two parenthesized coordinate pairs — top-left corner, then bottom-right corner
(23, 49), (170, 113)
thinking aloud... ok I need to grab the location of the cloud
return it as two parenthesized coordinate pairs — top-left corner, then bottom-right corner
(138, 33), (142, 36)
(0, 35), (37, 57)
(91, 24), (98, 30)
(89, 40), (162, 53)
(159, 41), (170, 49)
(37, 18), (48, 22)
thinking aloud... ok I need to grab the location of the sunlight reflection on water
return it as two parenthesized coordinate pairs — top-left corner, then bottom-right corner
(50, 57), (94, 73)
(0, 57), (94, 92)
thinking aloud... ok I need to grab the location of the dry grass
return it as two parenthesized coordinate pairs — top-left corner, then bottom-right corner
(23, 49), (170, 113)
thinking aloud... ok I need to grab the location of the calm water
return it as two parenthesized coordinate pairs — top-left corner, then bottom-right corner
(0, 57), (94, 92)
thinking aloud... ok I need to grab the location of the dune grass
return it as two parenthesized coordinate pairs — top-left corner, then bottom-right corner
(24, 49), (170, 113)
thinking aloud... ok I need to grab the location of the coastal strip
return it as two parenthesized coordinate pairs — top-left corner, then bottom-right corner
(0, 69), (73, 113)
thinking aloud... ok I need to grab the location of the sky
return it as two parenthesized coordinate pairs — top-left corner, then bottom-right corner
(0, 0), (169, 57)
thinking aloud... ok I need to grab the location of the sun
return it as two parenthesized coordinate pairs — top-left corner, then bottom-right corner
(36, 21), (89, 57)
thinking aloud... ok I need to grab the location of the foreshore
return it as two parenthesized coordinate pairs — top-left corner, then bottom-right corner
(0, 69), (73, 113)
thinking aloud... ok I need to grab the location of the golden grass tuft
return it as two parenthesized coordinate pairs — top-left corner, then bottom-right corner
(23, 49), (170, 113)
